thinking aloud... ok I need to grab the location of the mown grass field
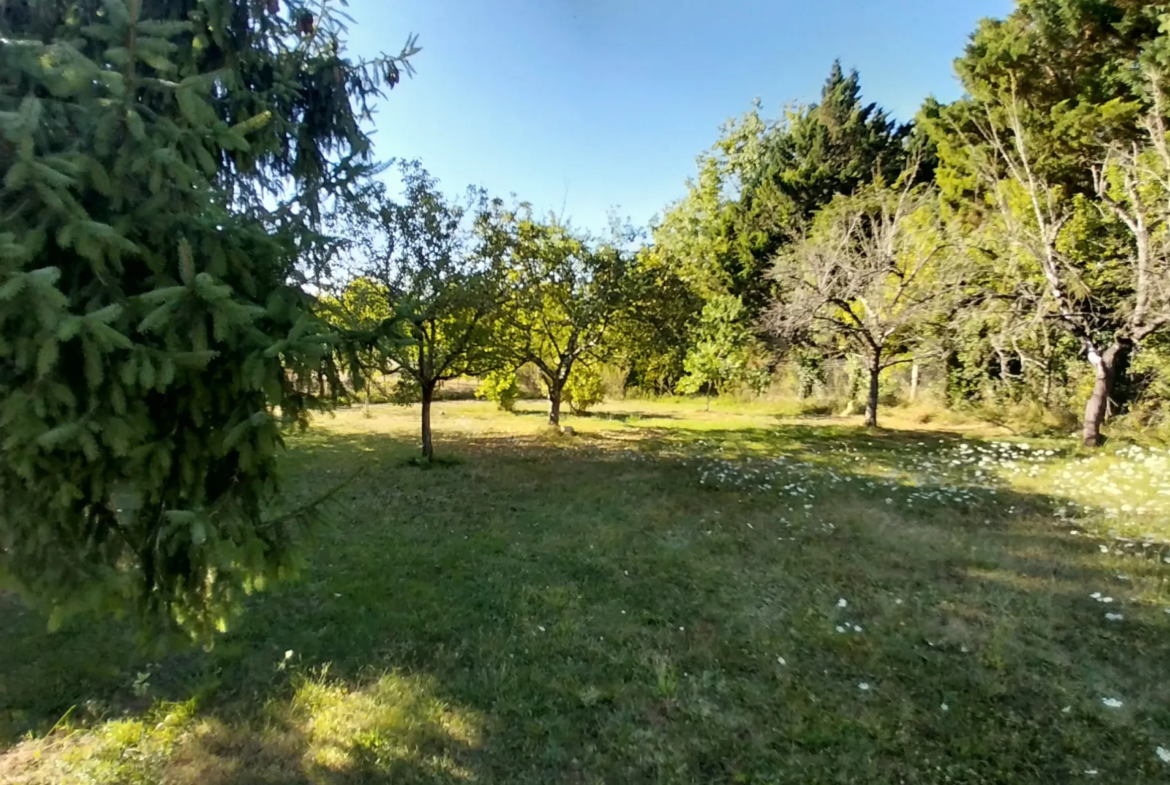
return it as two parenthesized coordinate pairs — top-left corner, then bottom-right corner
(3, 399), (1170, 784)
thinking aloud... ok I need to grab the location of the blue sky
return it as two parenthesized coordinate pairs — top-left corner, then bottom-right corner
(344, 0), (1015, 233)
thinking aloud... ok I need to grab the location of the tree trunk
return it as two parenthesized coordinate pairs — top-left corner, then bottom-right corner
(421, 386), (435, 460)
(864, 358), (881, 428)
(548, 385), (562, 426)
(909, 362), (920, 402)
(363, 383), (371, 418)
(705, 387), (711, 412)
(1082, 339), (1130, 447)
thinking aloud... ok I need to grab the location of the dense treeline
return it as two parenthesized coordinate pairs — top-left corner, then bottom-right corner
(3, 0), (1170, 634)
(655, 0), (1170, 444)
(329, 1), (1170, 453)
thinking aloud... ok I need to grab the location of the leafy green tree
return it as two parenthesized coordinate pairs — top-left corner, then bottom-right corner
(489, 211), (630, 426)
(936, 0), (1160, 198)
(341, 162), (504, 460)
(917, 1), (1170, 436)
(646, 63), (918, 406)
(984, 92), (1170, 444)
(793, 347), (828, 399)
(770, 179), (950, 427)
(651, 155), (763, 310)
(655, 64), (916, 315)
(677, 295), (769, 410)
(318, 275), (396, 413)
(0, 0), (415, 636)
(927, 0), (1170, 444)
(608, 247), (701, 394)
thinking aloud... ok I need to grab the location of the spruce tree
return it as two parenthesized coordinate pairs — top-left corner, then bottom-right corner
(0, 0), (416, 637)
(750, 62), (914, 219)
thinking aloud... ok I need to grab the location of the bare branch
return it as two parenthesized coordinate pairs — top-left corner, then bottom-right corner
(768, 167), (953, 375)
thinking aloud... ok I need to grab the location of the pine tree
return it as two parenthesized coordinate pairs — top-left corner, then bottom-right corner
(652, 64), (913, 319)
(750, 62), (914, 219)
(0, 0), (416, 637)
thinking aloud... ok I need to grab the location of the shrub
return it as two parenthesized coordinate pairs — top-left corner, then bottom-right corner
(566, 368), (605, 414)
(797, 398), (840, 417)
(794, 349), (827, 399)
(476, 370), (521, 412)
(388, 375), (422, 405)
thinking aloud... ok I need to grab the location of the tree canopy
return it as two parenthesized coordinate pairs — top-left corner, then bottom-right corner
(677, 294), (769, 409)
(333, 161), (504, 459)
(486, 211), (633, 426)
(770, 179), (950, 427)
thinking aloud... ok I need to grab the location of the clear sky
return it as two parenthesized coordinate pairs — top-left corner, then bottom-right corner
(344, 0), (1015, 234)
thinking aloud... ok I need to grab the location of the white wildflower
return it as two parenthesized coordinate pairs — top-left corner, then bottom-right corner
(858, 682), (871, 691)
(837, 598), (848, 608)
(1157, 747), (1170, 763)
(1104, 612), (1124, 621)
(1102, 697), (1123, 709)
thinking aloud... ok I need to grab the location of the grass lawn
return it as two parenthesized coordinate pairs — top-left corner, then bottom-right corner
(3, 398), (1170, 783)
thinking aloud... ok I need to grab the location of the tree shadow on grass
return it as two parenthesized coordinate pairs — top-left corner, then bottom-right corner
(579, 409), (682, 423)
(2, 423), (1169, 783)
(496, 406), (684, 425)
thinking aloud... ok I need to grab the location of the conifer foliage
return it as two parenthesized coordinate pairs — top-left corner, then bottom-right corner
(0, 0), (414, 636)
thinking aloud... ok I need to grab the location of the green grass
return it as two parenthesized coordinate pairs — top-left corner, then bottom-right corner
(4, 399), (1170, 783)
